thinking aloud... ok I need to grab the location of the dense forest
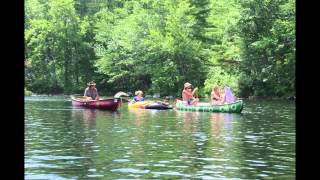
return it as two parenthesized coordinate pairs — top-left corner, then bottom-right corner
(25, 0), (295, 98)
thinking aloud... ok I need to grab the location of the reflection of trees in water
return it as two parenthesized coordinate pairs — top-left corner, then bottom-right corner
(74, 109), (122, 177)
(210, 113), (232, 140)
(127, 108), (156, 163)
(70, 108), (121, 178)
(128, 108), (149, 146)
(180, 111), (200, 134)
(128, 108), (148, 127)
(175, 112), (241, 177)
(207, 113), (235, 161)
(71, 109), (97, 129)
(173, 111), (205, 175)
(210, 113), (224, 138)
(234, 111), (295, 178)
(210, 113), (235, 141)
(83, 109), (97, 128)
(47, 108), (99, 178)
(72, 108), (121, 128)
(207, 113), (248, 178)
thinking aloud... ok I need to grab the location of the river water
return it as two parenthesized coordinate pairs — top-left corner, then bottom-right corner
(25, 96), (295, 179)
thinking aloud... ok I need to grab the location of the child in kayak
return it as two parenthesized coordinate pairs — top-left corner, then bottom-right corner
(132, 90), (145, 103)
(158, 96), (170, 106)
(182, 82), (199, 105)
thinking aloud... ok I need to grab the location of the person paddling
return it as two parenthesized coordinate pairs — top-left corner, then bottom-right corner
(182, 82), (199, 105)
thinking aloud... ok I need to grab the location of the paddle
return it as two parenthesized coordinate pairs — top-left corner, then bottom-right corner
(173, 98), (182, 105)
(114, 91), (130, 98)
(193, 87), (198, 99)
(70, 95), (88, 101)
(113, 91), (130, 104)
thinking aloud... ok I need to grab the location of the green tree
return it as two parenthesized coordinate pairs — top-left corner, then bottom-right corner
(237, 0), (295, 97)
(25, 0), (295, 98)
(203, 0), (242, 96)
(94, 0), (206, 96)
(25, 0), (97, 94)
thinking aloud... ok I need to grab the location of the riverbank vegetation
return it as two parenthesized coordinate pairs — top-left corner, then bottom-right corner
(25, 0), (295, 98)
(25, 88), (33, 96)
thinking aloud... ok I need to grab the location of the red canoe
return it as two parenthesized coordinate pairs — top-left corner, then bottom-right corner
(72, 98), (121, 111)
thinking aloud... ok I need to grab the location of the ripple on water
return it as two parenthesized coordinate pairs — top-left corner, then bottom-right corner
(113, 159), (131, 163)
(152, 171), (190, 177)
(245, 159), (267, 163)
(135, 163), (149, 167)
(25, 173), (74, 180)
(163, 150), (173, 153)
(25, 163), (60, 169)
(110, 168), (150, 174)
(30, 149), (53, 154)
(225, 166), (240, 170)
(152, 125), (162, 128)
(87, 174), (104, 178)
(257, 174), (269, 178)
(248, 163), (268, 167)
(197, 158), (229, 162)
(203, 165), (224, 169)
(273, 164), (290, 169)
(116, 129), (128, 133)
(197, 175), (216, 180)
(153, 164), (166, 167)
(197, 170), (223, 174)
(147, 142), (157, 145)
(167, 165), (189, 168)
(32, 155), (88, 161)
(158, 160), (170, 164)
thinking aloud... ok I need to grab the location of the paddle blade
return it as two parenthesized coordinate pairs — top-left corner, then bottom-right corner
(114, 91), (130, 98)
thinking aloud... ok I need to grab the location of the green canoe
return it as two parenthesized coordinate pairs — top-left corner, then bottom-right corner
(176, 100), (244, 113)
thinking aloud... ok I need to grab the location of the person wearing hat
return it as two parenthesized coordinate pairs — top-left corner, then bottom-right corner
(83, 81), (100, 100)
(131, 90), (144, 103)
(182, 82), (199, 105)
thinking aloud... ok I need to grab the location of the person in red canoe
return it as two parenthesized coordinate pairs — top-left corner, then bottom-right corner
(83, 81), (100, 100)
(182, 82), (199, 105)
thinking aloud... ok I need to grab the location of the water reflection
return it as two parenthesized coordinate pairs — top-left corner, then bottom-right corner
(210, 113), (238, 140)
(128, 108), (149, 126)
(210, 113), (224, 138)
(72, 109), (97, 128)
(25, 98), (295, 179)
(176, 111), (200, 135)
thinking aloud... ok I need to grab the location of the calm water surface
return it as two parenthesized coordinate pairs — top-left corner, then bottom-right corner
(25, 96), (295, 179)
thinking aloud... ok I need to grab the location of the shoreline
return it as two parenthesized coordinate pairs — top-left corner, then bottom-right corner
(25, 94), (296, 101)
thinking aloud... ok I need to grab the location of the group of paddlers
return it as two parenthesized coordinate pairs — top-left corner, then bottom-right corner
(82, 81), (236, 106)
(181, 82), (236, 105)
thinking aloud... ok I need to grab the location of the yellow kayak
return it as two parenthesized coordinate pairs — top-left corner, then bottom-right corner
(128, 101), (152, 108)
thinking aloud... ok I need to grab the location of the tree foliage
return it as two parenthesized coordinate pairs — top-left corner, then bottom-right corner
(25, 0), (295, 98)
(237, 0), (295, 97)
(25, 0), (97, 94)
(94, 0), (206, 96)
